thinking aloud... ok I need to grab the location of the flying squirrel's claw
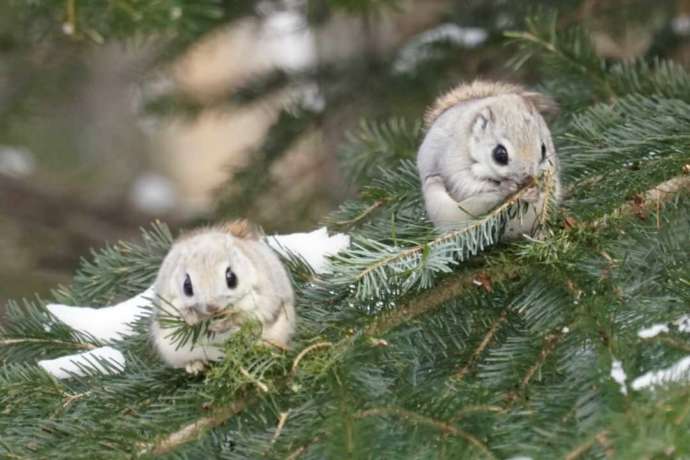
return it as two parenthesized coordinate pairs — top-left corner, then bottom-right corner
(520, 186), (541, 203)
(261, 339), (289, 352)
(208, 317), (237, 333)
(184, 360), (208, 375)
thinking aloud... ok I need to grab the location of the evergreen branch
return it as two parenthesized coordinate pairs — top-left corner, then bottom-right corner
(518, 332), (562, 391)
(191, 173), (688, 458)
(366, 173), (688, 339)
(141, 399), (251, 456)
(338, 118), (421, 186)
(291, 341), (334, 375)
(331, 199), (387, 228)
(0, 338), (96, 350)
(142, 334), (325, 456)
(564, 430), (611, 460)
(454, 310), (509, 380)
(286, 435), (323, 460)
(505, 21), (612, 99)
(355, 407), (495, 458)
(591, 175), (690, 227)
(360, 169), (555, 274)
(366, 264), (522, 337)
(451, 405), (506, 422)
(269, 411), (290, 446)
(645, 336), (690, 354)
(337, 173), (556, 301)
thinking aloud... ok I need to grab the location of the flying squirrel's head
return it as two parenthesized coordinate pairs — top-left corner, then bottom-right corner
(466, 95), (556, 189)
(426, 81), (558, 194)
(154, 221), (261, 321)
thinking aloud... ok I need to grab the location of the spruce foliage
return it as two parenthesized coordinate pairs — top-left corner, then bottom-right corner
(2, 5), (690, 460)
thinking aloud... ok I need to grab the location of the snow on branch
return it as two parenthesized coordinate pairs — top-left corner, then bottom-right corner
(38, 346), (125, 380)
(631, 356), (690, 391)
(266, 227), (350, 274)
(46, 287), (155, 342)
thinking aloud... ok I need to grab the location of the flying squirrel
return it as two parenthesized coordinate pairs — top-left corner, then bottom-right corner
(150, 220), (295, 374)
(417, 80), (562, 238)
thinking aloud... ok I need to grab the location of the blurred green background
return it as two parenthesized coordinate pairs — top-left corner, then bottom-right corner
(2, 0), (690, 307)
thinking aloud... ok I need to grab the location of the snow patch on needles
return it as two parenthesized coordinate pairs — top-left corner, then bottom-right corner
(46, 287), (155, 342)
(638, 313), (690, 339)
(675, 314), (690, 333)
(638, 323), (669, 338)
(632, 356), (690, 391)
(38, 346), (125, 379)
(610, 359), (628, 395)
(267, 227), (350, 274)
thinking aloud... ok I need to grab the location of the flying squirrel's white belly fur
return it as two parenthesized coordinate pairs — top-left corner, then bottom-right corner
(150, 320), (231, 369)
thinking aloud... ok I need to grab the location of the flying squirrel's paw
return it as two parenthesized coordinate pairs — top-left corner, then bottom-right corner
(520, 186), (541, 204)
(185, 360), (208, 375)
(208, 317), (237, 334)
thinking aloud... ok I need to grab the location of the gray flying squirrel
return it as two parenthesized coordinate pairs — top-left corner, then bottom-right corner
(417, 80), (562, 238)
(150, 220), (295, 374)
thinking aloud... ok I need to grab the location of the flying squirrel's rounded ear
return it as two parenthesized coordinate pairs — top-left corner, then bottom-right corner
(521, 91), (559, 117)
(222, 219), (263, 240)
(471, 107), (493, 137)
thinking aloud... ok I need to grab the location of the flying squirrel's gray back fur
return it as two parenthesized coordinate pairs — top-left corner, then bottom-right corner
(424, 80), (558, 128)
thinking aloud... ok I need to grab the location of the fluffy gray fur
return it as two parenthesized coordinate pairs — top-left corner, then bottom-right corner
(150, 228), (295, 374)
(418, 92), (561, 237)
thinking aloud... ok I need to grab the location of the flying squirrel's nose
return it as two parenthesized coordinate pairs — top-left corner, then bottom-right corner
(204, 304), (222, 315)
(509, 171), (534, 187)
(521, 174), (535, 187)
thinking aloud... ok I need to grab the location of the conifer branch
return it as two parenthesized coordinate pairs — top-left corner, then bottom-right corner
(355, 407), (495, 458)
(290, 341), (334, 375)
(591, 175), (690, 227)
(0, 338), (96, 350)
(141, 399), (251, 456)
(518, 332), (562, 390)
(354, 184), (536, 282)
(564, 430), (611, 460)
(365, 265), (523, 337)
(454, 311), (509, 380)
(270, 411), (290, 445)
(332, 200), (387, 227)
(366, 174), (688, 340)
(286, 435), (323, 460)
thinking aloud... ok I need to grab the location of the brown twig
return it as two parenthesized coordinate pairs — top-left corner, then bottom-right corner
(285, 435), (322, 460)
(139, 399), (249, 456)
(290, 341), (334, 376)
(239, 367), (269, 393)
(455, 311), (509, 380)
(0, 338), (97, 350)
(564, 430), (610, 460)
(366, 265), (523, 337)
(270, 411), (290, 445)
(519, 333), (562, 390)
(451, 405), (505, 423)
(333, 200), (386, 227)
(356, 407), (495, 459)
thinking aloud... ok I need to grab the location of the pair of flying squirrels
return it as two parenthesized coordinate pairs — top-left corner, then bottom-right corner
(152, 80), (561, 373)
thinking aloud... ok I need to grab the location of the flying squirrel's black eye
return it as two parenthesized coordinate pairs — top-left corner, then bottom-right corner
(226, 267), (238, 289)
(541, 143), (547, 162)
(492, 144), (509, 166)
(183, 274), (194, 297)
